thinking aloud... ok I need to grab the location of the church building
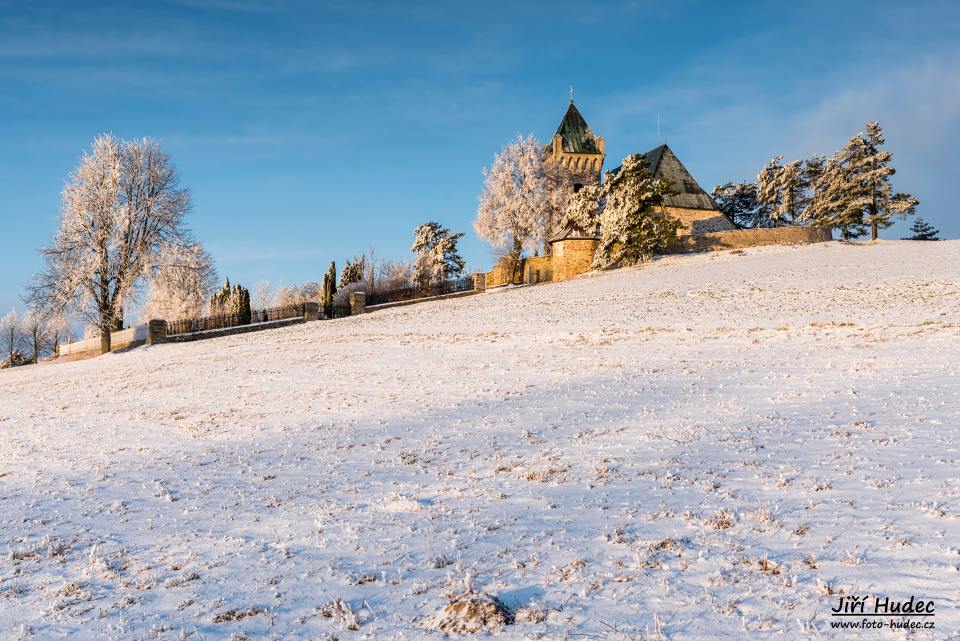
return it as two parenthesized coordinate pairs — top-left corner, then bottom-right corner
(544, 98), (733, 249)
(479, 97), (825, 289)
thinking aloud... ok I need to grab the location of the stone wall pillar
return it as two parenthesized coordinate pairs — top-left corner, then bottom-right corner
(349, 291), (366, 315)
(303, 302), (319, 321)
(473, 272), (487, 292)
(147, 319), (167, 345)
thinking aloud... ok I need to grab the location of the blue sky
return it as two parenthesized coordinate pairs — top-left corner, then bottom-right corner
(1, 0), (958, 314)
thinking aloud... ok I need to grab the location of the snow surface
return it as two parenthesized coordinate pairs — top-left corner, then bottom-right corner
(1, 240), (959, 640)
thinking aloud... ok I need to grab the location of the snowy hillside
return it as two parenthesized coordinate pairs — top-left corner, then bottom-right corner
(2, 240), (959, 640)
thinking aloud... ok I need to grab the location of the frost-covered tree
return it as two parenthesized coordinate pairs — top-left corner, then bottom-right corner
(904, 217), (940, 240)
(252, 280), (272, 311)
(855, 122), (918, 240)
(141, 242), (217, 322)
(411, 221), (465, 287)
(28, 135), (192, 354)
(808, 155), (860, 239)
(340, 256), (365, 288)
(1, 308), (23, 367)
(810, 123), (919, 240)
(804, 154), (827, 192)
(593, 153), (681, 269)
(557, 184), (602, 235)
(21, 307), (52, 364)
(278, 282), (321, 306)
(46, 312), (72, 357)
(275, 283), (300, 306)
(756, 157), (813, 225)
(377, 259), (413, 291)
(474, 134), (549, 279)
(711, 181), (771, 228)
(301, 282), (321, 303)
(541, 160), (577, 253)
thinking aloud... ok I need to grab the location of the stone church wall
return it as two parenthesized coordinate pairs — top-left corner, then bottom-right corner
(665, 207), (736, 235)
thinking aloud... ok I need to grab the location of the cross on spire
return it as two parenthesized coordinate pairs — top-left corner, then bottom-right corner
(569, 84), (574, 104)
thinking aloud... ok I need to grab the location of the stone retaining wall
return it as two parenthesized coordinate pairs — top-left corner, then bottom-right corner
(666, 226), (832, 254)
(366, 289), (478, 312)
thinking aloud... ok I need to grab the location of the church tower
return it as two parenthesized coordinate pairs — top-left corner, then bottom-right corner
(544, 96), (605, 192)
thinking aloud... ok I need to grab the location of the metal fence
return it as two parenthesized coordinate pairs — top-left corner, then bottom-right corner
(166, 304), (305, 336)
(365, 276), (474, 307)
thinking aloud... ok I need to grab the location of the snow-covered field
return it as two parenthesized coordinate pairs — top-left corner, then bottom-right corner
(2, 240), (959, 640)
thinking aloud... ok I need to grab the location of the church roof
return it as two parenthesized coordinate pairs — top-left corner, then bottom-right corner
(611, 144), (719, 211)
(555, 102), (601, 154)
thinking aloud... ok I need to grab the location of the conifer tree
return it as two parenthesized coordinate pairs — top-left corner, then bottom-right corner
(558, 184), (602, 234)
(233, 284), (251, 324)
(904, 217), (940, 240)
(411, 221), (465, 287)
(711, 181), (771, 228)
(340, 256), (364, 288)
(210, 277), (232, 314)
(860, 122), (919, 240)
(593, 153), (681, 268)
(756, 157), (814, 225)
(809, 155), (862, 240)
(321, 261), (337, 310)
(210, 277), (250, 324)
(810, 122), (918, 240)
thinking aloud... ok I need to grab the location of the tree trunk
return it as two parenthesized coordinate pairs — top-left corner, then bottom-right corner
(100, 317), (112, 354)
(510, 239), (523, 284)
(871, 221), (878, 241)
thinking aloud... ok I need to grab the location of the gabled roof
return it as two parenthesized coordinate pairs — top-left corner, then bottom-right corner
(555, 102), (601, 154)
(548, 221), (600, 244)
(611, 144), (719, 211)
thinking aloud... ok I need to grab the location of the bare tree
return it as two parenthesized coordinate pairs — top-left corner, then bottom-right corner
(377, 259), (413, 291)
(21, 308), (51, 364)
(253, 280), (272, 310)
(29, 135), (193, 354)
(46, 313), (72, 357)
(1, 308), (23, 367)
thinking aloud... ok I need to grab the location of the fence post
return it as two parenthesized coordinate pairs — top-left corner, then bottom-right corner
(303, 302), (319, 321)
(473, 272), (486, 292)
(147, 319), (167, 345)
(349, 291), (366, 315)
